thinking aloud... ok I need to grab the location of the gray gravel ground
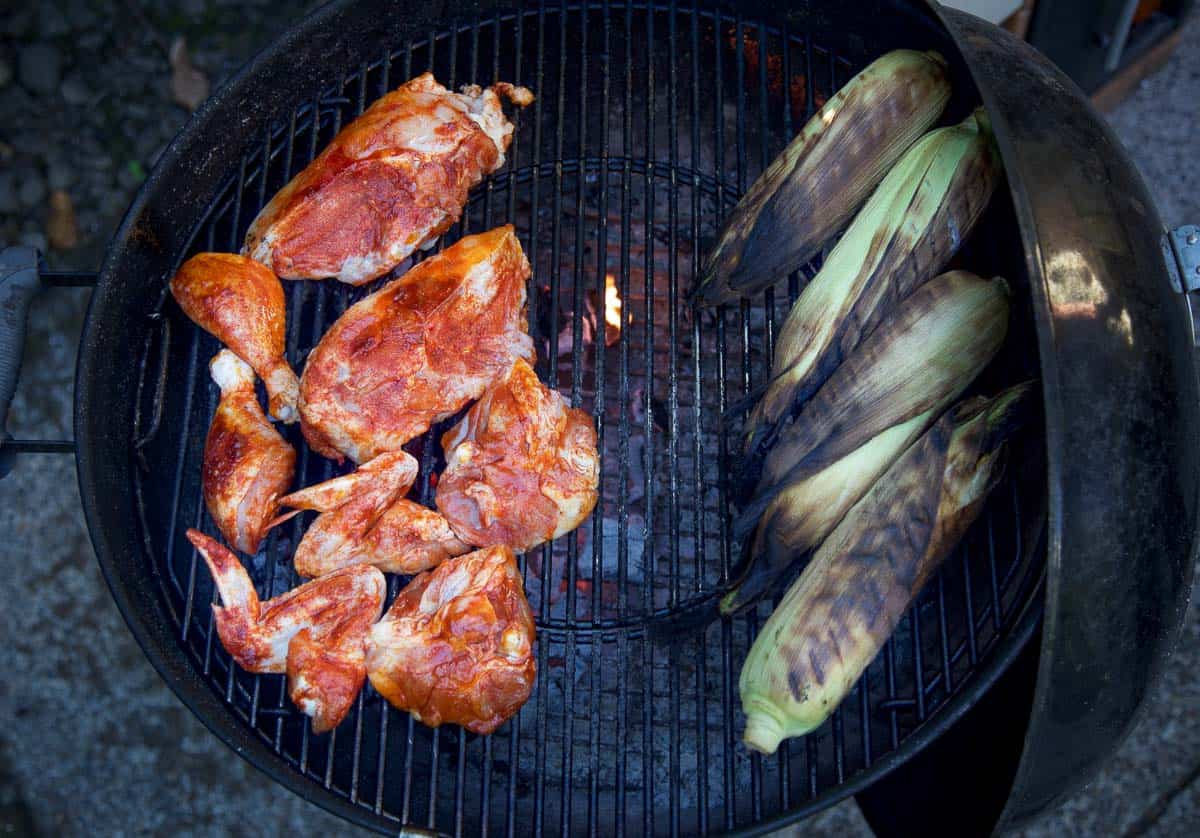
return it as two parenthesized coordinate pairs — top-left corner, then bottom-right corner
(1, 4), (1197, 836)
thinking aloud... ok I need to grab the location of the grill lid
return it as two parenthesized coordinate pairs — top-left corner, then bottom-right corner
(928, 7), (1200, 828)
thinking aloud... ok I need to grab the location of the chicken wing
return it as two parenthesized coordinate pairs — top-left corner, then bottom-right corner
(278, 451), (469, 577)
(170, 252), (300, 422)
(243, 73), (534, 286)
(299, 226), (535, 463)
(202, 350), (296, 554)
(187, 529), (385, 733)
(365, 545), (536, 735)
(436, 358), (599, 552)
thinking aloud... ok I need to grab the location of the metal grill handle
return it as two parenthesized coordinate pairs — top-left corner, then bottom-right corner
(0, 246), (41, 477)
(1162, 225), (1200, 345)
(0, 246), (89, 477)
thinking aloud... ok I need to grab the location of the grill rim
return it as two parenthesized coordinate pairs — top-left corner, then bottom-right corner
(77, 1), (1049, 834)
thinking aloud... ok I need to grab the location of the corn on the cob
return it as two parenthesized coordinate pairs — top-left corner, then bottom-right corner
(739, 382), (1033, 755)
(740, 108), (1001, 480)
(693, 49), (951, 306)
(721, 270), (1009, 615)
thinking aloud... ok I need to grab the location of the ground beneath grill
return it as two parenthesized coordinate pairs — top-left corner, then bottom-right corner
(0, 4), (1197, 836)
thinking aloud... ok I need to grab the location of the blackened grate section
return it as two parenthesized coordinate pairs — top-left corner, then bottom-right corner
(131, 3), (1046, 835)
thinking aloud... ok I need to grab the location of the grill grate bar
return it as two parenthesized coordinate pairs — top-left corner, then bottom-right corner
(560, 6), (585, 834)
(936, 576), (954, 694)
(665, 4), (683, 836)
(687, 3), (711, 832)
(885, 637), (900, 749)
(247, 123), (279, 734)
(374, 706), (390, 816)
(455, 731), (467, 838)
(401, 716), (415, 823)
(912, 610), (928, 722)
(503, 9), (523, 835)
(641, 8), (658, 835)
(859, 676), (873, 768)
(613, 5), (634, 832)
(832, 709), (846, 784)
(805, 733), (818, 799)
(531, 6), (551, 835)
(587, 3), (612, 834)
(218, 156), (250, 716)
(272, 101), (308, 758)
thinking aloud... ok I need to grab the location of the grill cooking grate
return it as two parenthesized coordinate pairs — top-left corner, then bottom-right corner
(131, 2), (1045, 834)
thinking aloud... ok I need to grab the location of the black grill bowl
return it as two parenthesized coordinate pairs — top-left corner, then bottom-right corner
(80, 2), (1052, 834)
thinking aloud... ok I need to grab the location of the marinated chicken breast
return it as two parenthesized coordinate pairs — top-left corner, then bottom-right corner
(365, 545), (536, 735)
(243, 73), (533, 286)
(186, 529), (386, 733)
(202, 351), (296, 554)
(170, 252), (300, 422)
(436, 359), (599, 552)
(277, 451), (469, 578)
(299, 226), (535, 464)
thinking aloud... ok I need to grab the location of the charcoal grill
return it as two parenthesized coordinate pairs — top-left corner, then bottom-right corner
(2, 1), (1196, 835)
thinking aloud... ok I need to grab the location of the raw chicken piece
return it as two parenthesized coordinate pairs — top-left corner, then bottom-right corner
(299, 226), (535, 464)
(436, 358), (599, 552)
(186, 529), (385, 733)
(365, 545), (536, 735)
(278, 451), (469, 577)
(243, 72), (534, 285)
(202, 350), (296, 554)
(170, 252), (300, 422)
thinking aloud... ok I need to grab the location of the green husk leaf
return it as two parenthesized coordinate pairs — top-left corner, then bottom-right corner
(722, 270), (1010, 614)
(741, 108), (1001, 476)
(693, 49), (951, 306)
(739, 381), (1034, 754)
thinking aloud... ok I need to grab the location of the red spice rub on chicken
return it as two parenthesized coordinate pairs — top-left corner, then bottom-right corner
(436, 358), (599, 553)
(298, 226), (535, 464)
(243, 73), (533, 286)
(187, 529), (385, 733)
(365, 545), (536, 735)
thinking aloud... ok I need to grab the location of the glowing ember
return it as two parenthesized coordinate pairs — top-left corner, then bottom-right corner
(604, 273), (623, 345)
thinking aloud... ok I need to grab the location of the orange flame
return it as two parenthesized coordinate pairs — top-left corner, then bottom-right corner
(604, 273), (623, 346)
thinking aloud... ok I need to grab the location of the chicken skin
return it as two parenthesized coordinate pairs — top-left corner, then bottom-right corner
(365, 545), (536, 735)
(202, 350), (296, 554)
(277, 450), (469, 578)
(436, 359), (599, 552)
(243, 73), (534, 286)
(299, 226), (535, 464)
(186, 529), (386, 733)
(170, 252), (300, 422)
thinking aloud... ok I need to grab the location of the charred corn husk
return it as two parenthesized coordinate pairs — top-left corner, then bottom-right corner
(739, 382), (1033, 754)
(721, 270), (1009, 615)
(740, 108), (1001, 480)
(693, 49), (951, 306)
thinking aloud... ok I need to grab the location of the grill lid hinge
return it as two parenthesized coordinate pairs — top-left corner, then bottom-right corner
(1164, 225), (1200, 293)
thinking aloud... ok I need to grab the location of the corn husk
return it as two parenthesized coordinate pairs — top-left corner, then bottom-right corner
(694, 49), (951, 306)
(739, 382), (1033, 754)
(721, 270), (1009, 615)
(741, 108), (1001, 476)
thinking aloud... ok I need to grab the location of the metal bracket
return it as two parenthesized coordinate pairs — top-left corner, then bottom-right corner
(1163, 225), (1200, 293)
(0, 248), (88, 478)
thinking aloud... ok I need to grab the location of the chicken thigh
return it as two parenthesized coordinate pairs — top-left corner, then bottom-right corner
(243, 72), (533, 286)
(365, 545), (536, 735)
(277, 450), (469, 578)
(202, 350), (296, 554)
(299, 226), (535, 464)
(436, 358), (599, 552)
(187, 529), (386, 732)
(170, 252), (300, 422)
